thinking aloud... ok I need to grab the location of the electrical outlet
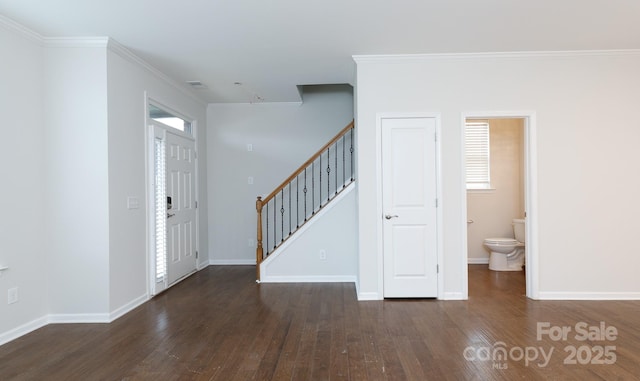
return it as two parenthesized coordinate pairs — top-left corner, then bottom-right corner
(8, 287), (18, 305)
(248, 238), (254, 247)
(248, 176), (254, 185)
(319, 249), (327, 260)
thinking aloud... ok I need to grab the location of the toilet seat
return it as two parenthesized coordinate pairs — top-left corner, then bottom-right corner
(484, 238), (518, 245)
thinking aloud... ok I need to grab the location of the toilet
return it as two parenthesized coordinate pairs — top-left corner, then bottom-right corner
(484, 219), (526, 271)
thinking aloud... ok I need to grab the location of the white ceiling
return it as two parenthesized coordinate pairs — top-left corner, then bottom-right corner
(1, 0), (639, 103)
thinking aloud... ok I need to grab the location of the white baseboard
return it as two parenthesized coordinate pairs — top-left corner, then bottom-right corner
(0, 316), (49, 346)
(538, 292), (640, 300)
(48, 313), (110, 324)
(357, 292), (380, 301)
(210, 259), (256, 265)
(109, 294), (149, 322)
(442, 292), (467, 300)
(1, 294), (152, 346)
(261, 275), (356, 283)
(468, 258), (489, 264)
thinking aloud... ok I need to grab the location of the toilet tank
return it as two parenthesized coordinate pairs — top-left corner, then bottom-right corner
(513, 219), (526, 243)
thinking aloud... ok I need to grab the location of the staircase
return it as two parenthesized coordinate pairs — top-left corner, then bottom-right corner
(255, 121), (355, 281)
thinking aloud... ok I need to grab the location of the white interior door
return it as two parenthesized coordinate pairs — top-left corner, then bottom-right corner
(382, 117), (438, 297)
(165, 130), (197, 285)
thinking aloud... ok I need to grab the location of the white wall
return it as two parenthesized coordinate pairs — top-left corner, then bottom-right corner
(44, 43), (111, 317)
(106, 44), (208, 315)
(207, 85), (353, 264)
(260, 185), (357, 282)
(355, 51), (640, 300)
(1, 16), (210, 343)
(42, 41), (209, 321)
(0, 21), (48, 341)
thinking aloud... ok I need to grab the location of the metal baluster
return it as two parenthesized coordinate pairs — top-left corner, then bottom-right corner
(334, 143), (338, 195)
(350, 128), (354, 181)
(342, 135), (346, 188)
(327, 147), (331, 202)
(273, 198), (276, 249)
(288, 184), (291, 235)
(280, 190), (284, 243)
(266, 202), (269, 254)
(312, 162), (315, 215)
(303, 168), (308, 221)
(319, 154), (322, 208)
(296, 175), (299, 228)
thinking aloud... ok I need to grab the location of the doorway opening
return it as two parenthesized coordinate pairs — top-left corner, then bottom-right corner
(462, 112), (538, 299)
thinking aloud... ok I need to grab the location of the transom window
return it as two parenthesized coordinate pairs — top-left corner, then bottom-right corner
(149, 104), (192, 134)
(465, 120), (491, 189)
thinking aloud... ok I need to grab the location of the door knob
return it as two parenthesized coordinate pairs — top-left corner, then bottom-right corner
(167, 213), (175, 218)
(385, 214), (399, 220)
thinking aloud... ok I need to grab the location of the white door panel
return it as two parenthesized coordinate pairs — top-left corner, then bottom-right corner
(166, 131), (197, 285)
(391, 225), (427, 276)
(382, 117), (438, 298)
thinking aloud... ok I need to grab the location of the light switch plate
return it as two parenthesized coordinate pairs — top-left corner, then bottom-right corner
(8, 287), (18, 304)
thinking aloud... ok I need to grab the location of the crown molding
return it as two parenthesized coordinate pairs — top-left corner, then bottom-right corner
(0, 14), (205, 105)
(106, 38), (206, 106)
(0, 13), (43, 44)
(353, 49), (640, 63)
(44, 36), (109, 48)
(208, 101), (303, 106)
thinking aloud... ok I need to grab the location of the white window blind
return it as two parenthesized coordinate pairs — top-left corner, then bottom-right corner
(465, 121), (491, 189)
(154, 137), (167, 284)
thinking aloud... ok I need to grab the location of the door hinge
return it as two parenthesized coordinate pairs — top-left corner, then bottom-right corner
(435, 198), (439, 208)
(195, 201), (198, 208)
(196, 251), (199, 259)
(437, 264), (439, 273)
(434, 132), (438, 142)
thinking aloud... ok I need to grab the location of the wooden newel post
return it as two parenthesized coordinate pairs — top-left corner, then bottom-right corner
(255, 196), (264, 282)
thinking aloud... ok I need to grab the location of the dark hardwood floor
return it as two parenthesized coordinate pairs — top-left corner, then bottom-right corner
(1, 265), (640, 380)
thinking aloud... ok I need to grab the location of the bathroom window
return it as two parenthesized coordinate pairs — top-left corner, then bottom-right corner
(465, 121), (491, 189)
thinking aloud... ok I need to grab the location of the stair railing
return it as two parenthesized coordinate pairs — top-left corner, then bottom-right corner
(256, 121), (355, 280)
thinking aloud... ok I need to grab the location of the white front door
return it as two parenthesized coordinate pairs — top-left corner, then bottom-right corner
(151, 124), (198, 295)
(382, 117), (438, 297)
(165, 130), (198, 285)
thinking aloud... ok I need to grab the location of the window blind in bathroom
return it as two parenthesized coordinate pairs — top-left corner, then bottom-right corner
(465, 121), (491, 189)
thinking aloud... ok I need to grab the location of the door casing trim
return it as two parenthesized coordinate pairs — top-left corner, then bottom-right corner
(460, 111), (538, 300)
